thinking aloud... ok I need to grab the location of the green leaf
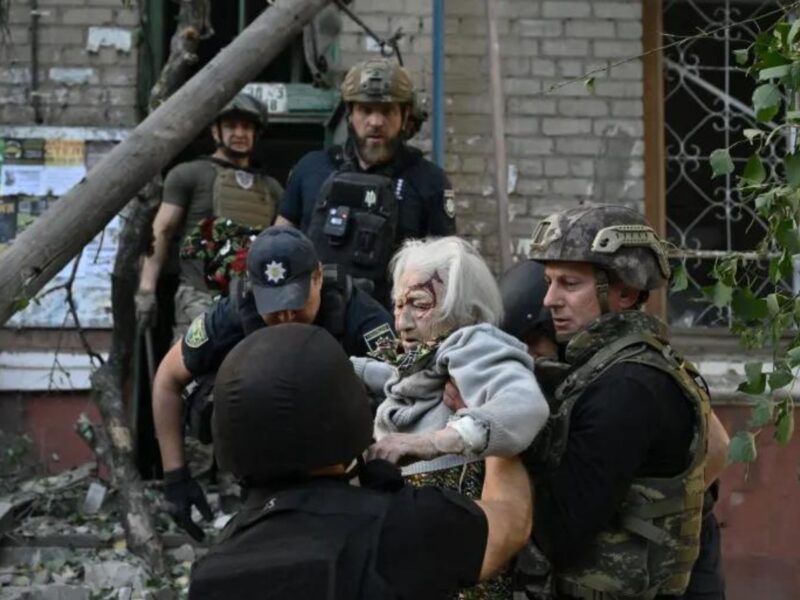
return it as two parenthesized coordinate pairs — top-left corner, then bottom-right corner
(745, 361), (763, 382)
(728, 431), (758, 463)
(670, 262), (688, 292)
(13, 298), (29, 311)
(787, 345), (800, 366)
(786, 110), (800, 121)
(775, 399), (795, 445)
(759, 64), (792, 79)
(710, 281), (733, 308)
(748, 398), (774, 427)
(743, 128), (763, 143)
(739, 362), (767, 395)
(789, 20), (800, 45)
(742, 154), (767, 183)
(734, 48), (750, 65)
(584, 77), (595, 94)
(709, 148), (735, 178)
(766, 293), (781, 316)
(731, 288), (769, 321)
(769, 370), (794, 390)
(752, 83), (782, 122)
(775, 220), (800, 254)
(786, 153), (800, 188)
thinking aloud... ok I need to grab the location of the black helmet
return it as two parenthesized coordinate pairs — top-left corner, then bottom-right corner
(498, 260), (554, 342)
(213, 323), (373, 483)
(217, 92), (268, 129)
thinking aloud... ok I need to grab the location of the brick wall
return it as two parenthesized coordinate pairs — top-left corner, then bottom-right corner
(341, 0), (645, 269)
(0, 0), (138, 127)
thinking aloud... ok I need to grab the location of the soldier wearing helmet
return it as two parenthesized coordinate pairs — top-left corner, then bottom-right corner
(276, 58), (456, 305)
(510, 205), (728, 600)
(136, 92), (284, 339)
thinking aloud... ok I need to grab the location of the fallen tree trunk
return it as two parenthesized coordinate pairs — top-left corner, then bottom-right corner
(0, 0), (332, 325)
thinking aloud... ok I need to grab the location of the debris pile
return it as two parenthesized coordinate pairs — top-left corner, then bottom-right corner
(0, 464), (225, 600)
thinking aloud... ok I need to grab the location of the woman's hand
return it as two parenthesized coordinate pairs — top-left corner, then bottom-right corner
(367, 429), (465, 465)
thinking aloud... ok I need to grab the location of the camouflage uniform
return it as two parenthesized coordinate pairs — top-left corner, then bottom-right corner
(521, 206), (710, 600)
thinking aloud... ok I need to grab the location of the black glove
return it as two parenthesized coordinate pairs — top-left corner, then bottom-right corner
(163, 466), (213, 541)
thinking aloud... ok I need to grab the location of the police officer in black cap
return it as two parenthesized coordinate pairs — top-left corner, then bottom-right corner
(152, 225), (394, 540)
(189, 323), (533, 600)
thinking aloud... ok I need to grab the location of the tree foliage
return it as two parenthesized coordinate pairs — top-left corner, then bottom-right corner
(706, 14), (800, 462)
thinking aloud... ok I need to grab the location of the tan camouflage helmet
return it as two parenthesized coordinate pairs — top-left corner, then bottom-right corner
(529, 205), (671, 291)
(341, 58), (415, 104)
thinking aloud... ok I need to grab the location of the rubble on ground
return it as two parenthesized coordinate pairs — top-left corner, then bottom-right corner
(0, 464), (228, 600)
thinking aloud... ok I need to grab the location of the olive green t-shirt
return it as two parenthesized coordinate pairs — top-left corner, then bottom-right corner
(162, 158), (284, 288)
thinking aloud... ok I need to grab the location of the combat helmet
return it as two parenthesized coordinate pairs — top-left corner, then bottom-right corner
(213, 324), (373, 484)
(217, 92), (268, 129)
(341, 58), (415, 105)
(498, 260), (554, 343)
(529, 205), (670, 292)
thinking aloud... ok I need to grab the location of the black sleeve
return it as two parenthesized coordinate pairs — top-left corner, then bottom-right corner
(532, 363), (693, 569)
(278, 153), (314, 225)
(181, 296), (246, 376)
(377, 486), (488, 599)
(344, 288), (396, 357)
(425, 171), (457, 236)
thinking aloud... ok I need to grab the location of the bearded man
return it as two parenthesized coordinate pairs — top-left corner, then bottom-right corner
(275, 58), (456, 304)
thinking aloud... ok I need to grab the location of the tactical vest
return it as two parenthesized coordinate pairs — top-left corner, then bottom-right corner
(210, 160), (277, 228)
(531, 312), (710, 600)
(307, 167), (399, 285)
(188, 480), (399, 600)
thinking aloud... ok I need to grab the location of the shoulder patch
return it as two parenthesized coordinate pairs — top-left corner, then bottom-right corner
(185, 316), (209, 349)
(363, 323), (396, 353)
(444, 189), (456, 219)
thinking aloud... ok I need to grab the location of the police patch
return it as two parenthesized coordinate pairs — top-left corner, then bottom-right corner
(444, 189), (456, 219)
(185, 316), (209, 349)
(363, 323), (396, 353)
(235, 170), (254, 190)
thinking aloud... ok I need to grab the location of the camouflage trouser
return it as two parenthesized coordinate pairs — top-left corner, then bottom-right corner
(172, 283), (214, 343)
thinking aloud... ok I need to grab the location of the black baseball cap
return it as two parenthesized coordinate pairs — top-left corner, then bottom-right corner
(246, 225), (320, 315)
(213, 323), (374, 482)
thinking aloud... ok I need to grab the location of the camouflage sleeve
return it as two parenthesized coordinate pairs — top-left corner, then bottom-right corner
(181, 296), (246, 376)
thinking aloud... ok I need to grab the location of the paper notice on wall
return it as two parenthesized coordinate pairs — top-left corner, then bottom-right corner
(1, 138), (45, 196)
(42, 139), (86, 196)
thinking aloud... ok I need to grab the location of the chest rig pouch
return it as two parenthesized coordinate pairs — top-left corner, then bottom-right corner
(525, 313), (710, 600)
(210, 161), (277, 228)
(189, 481), (399, 600)
(307, 171), (399, 283)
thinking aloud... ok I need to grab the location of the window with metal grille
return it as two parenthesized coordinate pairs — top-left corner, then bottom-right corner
(663, 0), (791, 327)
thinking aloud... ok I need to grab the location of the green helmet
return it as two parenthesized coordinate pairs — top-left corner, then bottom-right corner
(217, 92), (268, 129)
(341, 58), (415, 104)
(529, 205), (671, 291)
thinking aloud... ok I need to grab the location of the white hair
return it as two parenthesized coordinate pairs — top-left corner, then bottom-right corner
(390, 237), (504, 328)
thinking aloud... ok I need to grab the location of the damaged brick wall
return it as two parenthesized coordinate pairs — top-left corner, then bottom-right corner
(340, 0), (646, 267)
(0, 0), (138, 127)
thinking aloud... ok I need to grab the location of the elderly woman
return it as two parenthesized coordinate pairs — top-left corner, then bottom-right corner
(351, 236), (549, 480)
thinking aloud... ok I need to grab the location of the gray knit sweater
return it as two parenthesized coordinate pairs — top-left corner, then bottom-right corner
(351, 323), (549, 475)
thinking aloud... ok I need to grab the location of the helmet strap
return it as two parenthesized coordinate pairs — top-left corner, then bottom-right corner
(213, 120), (256, 163)
(594, 267), (610, 314)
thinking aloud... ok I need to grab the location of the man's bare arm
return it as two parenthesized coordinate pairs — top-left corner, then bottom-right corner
(706, 409), (729, 487)
(152, 340), (194, 471)
(139, 203), (185, 293)
(475, 456), (533, 581)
